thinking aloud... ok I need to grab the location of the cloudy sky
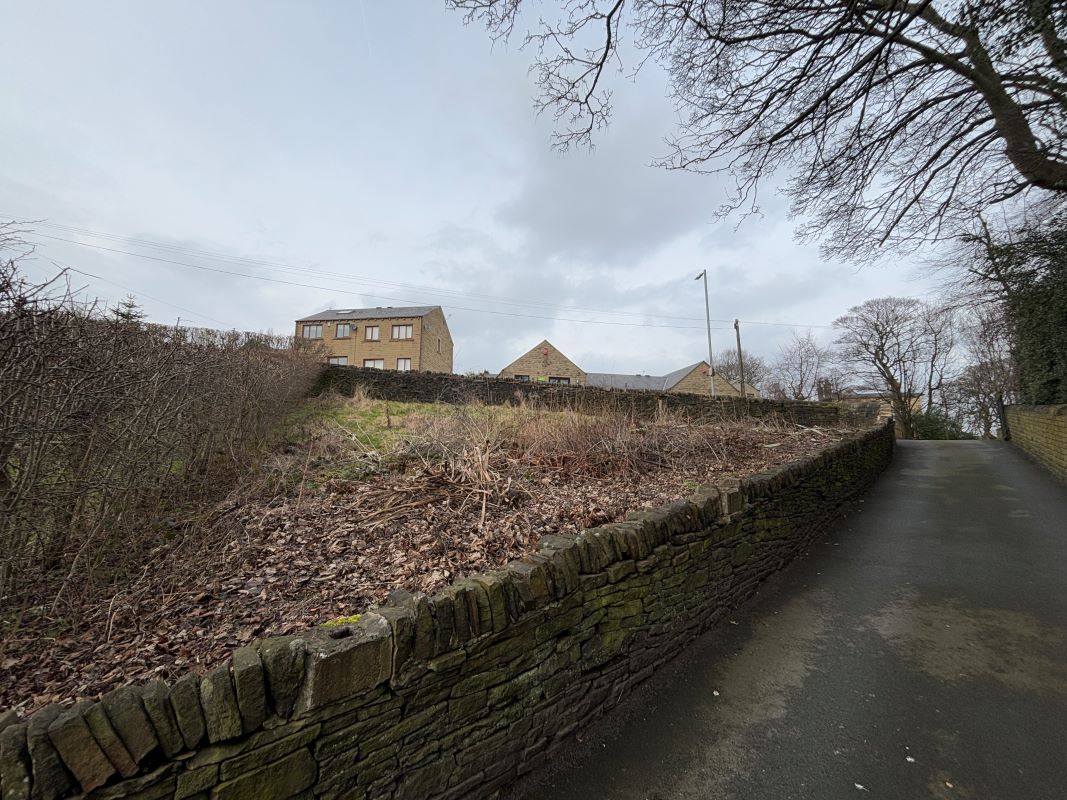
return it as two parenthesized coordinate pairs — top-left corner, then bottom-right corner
(1, 1), (941, 375)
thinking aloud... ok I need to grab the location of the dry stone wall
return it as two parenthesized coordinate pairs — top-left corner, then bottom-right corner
(0, 422), (895, 800)
(1006, 404), (1067, 480)
(315, 366), (881, 428)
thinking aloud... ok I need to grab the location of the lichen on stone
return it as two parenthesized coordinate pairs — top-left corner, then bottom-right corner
(321, 614), (362, 627)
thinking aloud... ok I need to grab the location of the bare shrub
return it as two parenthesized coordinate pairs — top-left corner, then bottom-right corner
(0, 259), (324, 620)
(395, 406), (745, 504)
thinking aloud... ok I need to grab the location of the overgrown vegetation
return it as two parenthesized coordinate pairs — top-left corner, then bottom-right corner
(1, 388), (858, 712)
(911, 411), (972, 441)
(1000, 227), (1067, 405)
(0, 253), (324, 629)
(946, 205), (1067, 406)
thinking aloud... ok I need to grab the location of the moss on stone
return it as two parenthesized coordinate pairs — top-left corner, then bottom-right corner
(321, 614), (362, 627)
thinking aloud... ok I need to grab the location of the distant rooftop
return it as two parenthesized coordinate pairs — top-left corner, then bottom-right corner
(586, 361), (708, 393)
(296, 306), (438, 323)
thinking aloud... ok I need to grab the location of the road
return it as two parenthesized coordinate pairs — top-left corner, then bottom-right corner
(510, 440), (1067, 800)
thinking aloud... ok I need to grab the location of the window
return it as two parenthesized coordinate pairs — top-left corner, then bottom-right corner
(548, 377), (571, 385)
(302, 324), (323, 339)
(363, 358), (384, 369)
(437, 338), (442, 354)
(396, 358), (412, 372)
(365, 325), (380, 341)
(327, 356), (348, 366)
(391, 324), (413, 340)
(514, 375), (530, 382)
(335, 323), (352, 338)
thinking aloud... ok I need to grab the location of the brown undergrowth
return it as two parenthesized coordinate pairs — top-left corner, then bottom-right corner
(1, 391), (857, 714)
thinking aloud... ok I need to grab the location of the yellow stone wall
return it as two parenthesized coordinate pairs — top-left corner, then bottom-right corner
(295, 312), (453, 373)
(668, 366), (746, 398)
(417, 307), (455, 374)
(498, 341), (587, 385)
(1005, 404), (1067, 480)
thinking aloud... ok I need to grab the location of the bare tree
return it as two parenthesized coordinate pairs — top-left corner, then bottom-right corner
(920, 302), (958, 413)
(770, 330), (831, 400)
(936, 202), (1067, 403)
(945, 307), (1018, 436)
(452, 0), (1067, 258)
(832, 297), (960, 437)
(714, 349), (771, 395)
(933, 200), (1064, 302)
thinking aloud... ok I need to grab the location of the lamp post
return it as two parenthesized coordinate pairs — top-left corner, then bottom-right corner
(695, 269), (716, 398)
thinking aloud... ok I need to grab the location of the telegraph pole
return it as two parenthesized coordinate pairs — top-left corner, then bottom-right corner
(695, 270), (716, 398)
(734, 318), (746, 399)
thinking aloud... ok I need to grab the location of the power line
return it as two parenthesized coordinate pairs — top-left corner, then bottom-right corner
(51, 260), (231, 327)
(32, 236), (735, 331)
(15, 217), (832, 329)
(25, 221), (709, 323)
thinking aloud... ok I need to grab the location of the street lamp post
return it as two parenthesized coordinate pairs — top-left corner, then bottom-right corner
(695, 269), (716, 398)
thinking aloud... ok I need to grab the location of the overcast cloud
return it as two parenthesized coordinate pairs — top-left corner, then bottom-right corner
(1, 1), (941, 376)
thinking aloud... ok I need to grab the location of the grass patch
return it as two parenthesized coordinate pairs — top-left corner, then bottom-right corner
(279, 390), (455, 453)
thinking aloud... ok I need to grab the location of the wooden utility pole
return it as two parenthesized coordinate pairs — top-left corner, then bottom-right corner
(734, 319), (746, 399)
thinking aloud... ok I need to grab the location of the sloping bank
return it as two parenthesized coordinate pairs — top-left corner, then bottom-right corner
(0, 421), (895, 800)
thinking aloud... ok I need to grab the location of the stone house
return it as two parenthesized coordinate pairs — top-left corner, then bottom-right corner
(496, 340), (587, 386)
(295, 306), (454, 373)
(498, 339), (760, 398)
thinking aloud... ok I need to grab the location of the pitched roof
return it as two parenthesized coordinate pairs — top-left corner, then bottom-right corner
(585, 373), (671, 391)
(661, 361), (708, 389)
(498, 340), (587, 378)
(586, 361), (706, 392)
(587, 361), (762, 397)
(500, 341), (761, 397)
(296, 306), (438, 323)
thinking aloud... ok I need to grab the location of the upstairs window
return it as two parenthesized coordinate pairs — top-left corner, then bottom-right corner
(363, 358), (384, 369)
(548, 376), (570, 385)
(327, 356), (348, 366)
(302, 324), (323, 339)
(391, 324), (413, 340)
(396, 358), (412, 372)
(437, 338), (442, 354)
(335, 323), (352, 338)
(514, 375), (530, 382)
(365, 325), (380, 341)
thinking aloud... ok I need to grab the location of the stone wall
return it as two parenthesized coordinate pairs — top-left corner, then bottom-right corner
(315, 365), (881, 428)
(0, 421), (894, 800)
(417, 309), (454, 375)
(1005, 404), (1067, 480)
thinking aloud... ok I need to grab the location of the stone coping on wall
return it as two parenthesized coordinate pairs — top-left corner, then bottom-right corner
(0, 420), (895, 800)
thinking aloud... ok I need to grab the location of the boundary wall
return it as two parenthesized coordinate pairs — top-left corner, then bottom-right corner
(0, 422), (895, 800)
(1005, 404), (1067, 480)
(314, 366), (881, 428)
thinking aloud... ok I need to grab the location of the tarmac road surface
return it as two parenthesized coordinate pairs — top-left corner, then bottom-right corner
(510, 440), (1067, 800)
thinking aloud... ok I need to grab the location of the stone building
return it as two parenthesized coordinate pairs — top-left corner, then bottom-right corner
(295, 306), (453, 373)
(496, 340), (587, 386)
(498, 339), (760, 398)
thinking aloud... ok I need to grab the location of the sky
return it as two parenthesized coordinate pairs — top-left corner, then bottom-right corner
(0, 1), (942, 376)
